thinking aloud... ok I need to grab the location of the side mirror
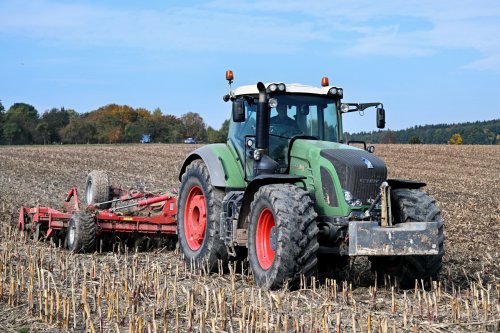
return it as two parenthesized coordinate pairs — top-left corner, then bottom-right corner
(232, 100), (245, 122)
(376, 107), (385, 129)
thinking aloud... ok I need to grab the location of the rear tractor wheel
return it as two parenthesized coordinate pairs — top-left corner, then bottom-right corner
(67, 212), (97, 253)
(85, 170), (111, 209)
(248, 184), (318, 289)
(369, 189), (444, 289)
(177, 160), (228, 272)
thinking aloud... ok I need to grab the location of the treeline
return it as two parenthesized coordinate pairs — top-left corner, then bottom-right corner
(346, 119), (500, 144)
(0, 101), (229, 144)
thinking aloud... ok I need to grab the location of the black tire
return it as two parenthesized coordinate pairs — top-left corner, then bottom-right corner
(248, 184), (318, 289)
(177, 160), (228, 272)
(85, 171), (111, 209)
(67, 212), (97, 253)
(369, 189), (444, 289)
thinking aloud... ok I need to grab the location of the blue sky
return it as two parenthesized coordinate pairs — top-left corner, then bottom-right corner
(1, 0), (499, 133)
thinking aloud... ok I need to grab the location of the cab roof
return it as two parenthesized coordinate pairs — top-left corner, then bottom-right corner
(233, 83), (341, 96)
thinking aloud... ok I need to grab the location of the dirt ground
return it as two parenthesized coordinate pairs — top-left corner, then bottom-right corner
(0, 144), (498, 332)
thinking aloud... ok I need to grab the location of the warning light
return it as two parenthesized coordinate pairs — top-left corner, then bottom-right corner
(226, 70), (234, 82)
(321, 77), (329, 87)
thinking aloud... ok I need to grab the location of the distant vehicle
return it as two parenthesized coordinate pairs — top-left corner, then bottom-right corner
(184, 137), (196, 144)
(140, 134), (152, 144)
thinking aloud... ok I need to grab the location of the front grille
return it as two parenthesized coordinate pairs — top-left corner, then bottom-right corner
(320, 149), (387, 204)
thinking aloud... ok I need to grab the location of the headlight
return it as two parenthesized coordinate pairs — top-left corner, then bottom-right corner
(343, 189), (362, 207)
(329, 87), (337, 95)
(341, 103), (350, 113)
(253, 149), (262, 160)
(268, 84), (277, 92)
(337, 88), (343, 97)
(268, 98), (278, 108)
(277, 83), (286, 91)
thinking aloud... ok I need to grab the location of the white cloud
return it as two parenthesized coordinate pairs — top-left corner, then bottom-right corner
(0, 0), (499, 71)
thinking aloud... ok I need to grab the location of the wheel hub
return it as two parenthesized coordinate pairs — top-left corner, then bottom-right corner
(184, 186), (207, 251)
(255, 208), (276, 270)
(269, 226), (278, 251)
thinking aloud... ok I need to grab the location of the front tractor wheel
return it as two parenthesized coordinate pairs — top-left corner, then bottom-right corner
(248, 184), (318, 289)
(177, 160), (228, 271)
(369, 189), (444, 289)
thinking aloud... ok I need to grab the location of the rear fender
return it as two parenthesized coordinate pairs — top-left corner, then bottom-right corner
(179, 144), (245, 188)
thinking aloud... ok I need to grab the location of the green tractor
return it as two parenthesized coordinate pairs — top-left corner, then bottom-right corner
(177, 71), (444, 289)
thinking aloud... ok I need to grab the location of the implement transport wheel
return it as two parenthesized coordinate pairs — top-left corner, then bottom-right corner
(86, 170), (111, 209)
(67, 212), (97, 253)
(248, 184), (318, 289)
(177, 160), (228, 271)
(369, 189), (444, 289)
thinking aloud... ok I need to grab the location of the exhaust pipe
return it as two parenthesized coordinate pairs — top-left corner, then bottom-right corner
(256, 82), (269, 150)
(254, 82), (278, 176)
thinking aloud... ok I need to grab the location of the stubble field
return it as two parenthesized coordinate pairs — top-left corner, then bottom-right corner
(0, 144), (499, 332)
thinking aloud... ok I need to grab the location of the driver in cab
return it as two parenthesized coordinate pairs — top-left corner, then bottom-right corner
(270, 104), (297, 129)
(269, 104), (300, 167)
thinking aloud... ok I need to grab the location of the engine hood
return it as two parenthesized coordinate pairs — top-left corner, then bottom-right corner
(320, 148), (387, 205)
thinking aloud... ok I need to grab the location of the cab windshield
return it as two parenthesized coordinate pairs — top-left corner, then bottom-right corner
(268, 94), (339, 141)
(229, 93), (340, 174)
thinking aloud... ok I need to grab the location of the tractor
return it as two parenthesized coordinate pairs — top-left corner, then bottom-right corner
(177, 71), (444, 289)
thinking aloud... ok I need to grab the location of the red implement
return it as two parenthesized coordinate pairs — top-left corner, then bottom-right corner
(18, 186), (178, 241)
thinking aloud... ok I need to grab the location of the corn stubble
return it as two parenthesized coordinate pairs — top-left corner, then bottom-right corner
(0, 144), (499, 332)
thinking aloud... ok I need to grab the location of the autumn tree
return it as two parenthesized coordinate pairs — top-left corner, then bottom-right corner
(87, 104), (146, 143)
(448, 133), (463, 145)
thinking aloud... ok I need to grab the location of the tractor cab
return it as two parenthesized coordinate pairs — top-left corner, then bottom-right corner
(227, 82), (344, 180)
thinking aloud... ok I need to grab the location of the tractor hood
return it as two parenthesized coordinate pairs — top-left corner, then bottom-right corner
(289, 140), (387, 212)
(320, 148), (387, 205)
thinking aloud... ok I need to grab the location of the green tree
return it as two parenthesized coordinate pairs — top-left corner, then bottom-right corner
(41, 107), (73, 143)
(60, 116), (96, 144)
(36, 122), (49, 145)
(206, 126), (220, 143)
(219, 119), (230, 141)
(408, 136), (421, 144)
(381, 130), (396, 144)
(4, 103), (39, 144)
(0, 100), (5, 143)
(181, 112), (206, 142)
(448, 133), (463, 145)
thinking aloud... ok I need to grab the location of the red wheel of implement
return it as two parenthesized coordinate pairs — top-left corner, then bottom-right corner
(183, 186), (207, 251)
(255, 208), (276, 270)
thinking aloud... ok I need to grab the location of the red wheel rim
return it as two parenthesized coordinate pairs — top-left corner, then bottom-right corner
(183, 186), (207, 251)
(256, 208), (276, 269)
